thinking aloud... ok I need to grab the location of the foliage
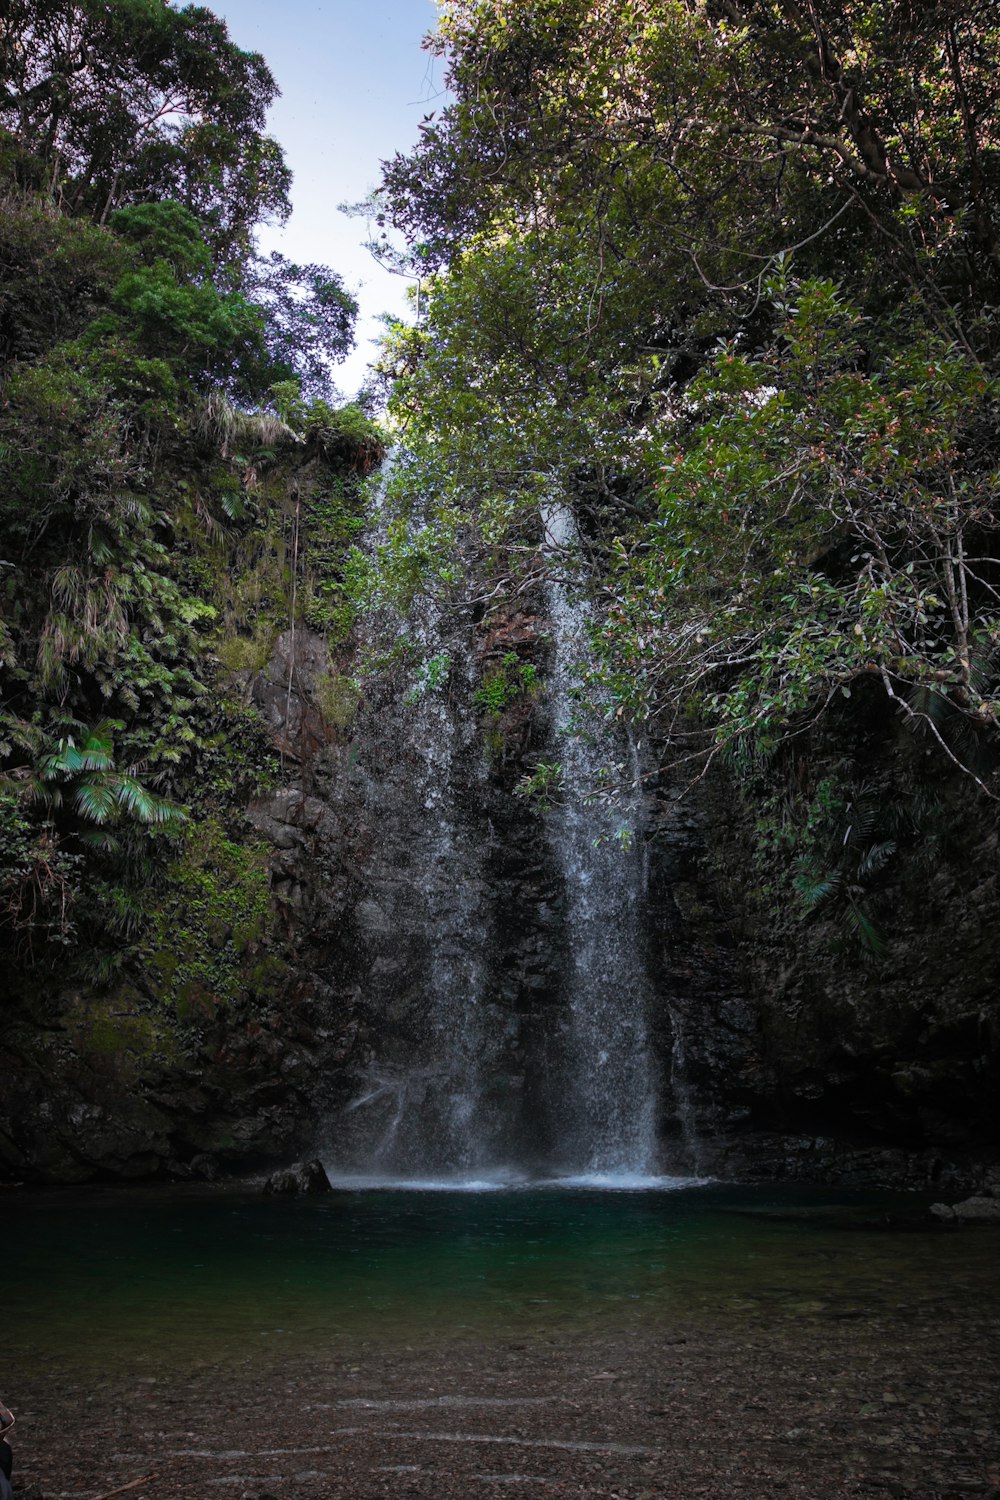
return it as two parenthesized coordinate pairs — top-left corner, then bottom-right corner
(388, 0), (1000, 338)
(595, 275), (1000, 777)
(513, 759), (564, 810)
(753, 771), (894, 960)
(6, 717), (183, 830)
(0, 5), (378, 988)
(136, 817), (284, 1014)
(0, 0), (290, 258)
(473, 652), (539, 717)
(246, 253), (357, 401)
(0, 788), (83, 953)
(352, 0), (1000, 966)
(0, 716), (183, 959)
(370, 3), (1000, 799)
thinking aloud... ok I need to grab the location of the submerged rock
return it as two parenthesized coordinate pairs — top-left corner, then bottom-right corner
(262, 1158), (331, 1195)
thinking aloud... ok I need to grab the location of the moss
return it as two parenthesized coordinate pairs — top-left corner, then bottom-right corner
(137, 818), (288, 1013)
(85, 1009), (156, 1058)
(209, 463), (243, 496)
(61, 990), (181, 1073)
(246, 953), (288, 989)
(214, 623), (279, 675)
(314, 670), (362, 729)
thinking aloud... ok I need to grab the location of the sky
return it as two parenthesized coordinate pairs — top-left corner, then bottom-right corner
(211, 0), (446, 397)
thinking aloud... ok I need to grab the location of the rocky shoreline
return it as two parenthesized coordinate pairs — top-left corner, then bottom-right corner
(10, 1311), (1000, 1500)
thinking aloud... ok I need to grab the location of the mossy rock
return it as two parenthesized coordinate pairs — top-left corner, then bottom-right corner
(313, 670), (362, 729)
(136, 817), (288, 1012)
(61, 989), (181, 1077)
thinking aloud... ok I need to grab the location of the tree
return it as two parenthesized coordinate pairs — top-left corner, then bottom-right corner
(0, 5), (367, 978)
(386, 0), (1000, 340)
(242, 251), (357, 401)
(369, 0), (1000, 798)
(0, 0), (290, 256)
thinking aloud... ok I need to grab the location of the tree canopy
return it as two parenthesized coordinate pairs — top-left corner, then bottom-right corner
(0, 0), (289, 256)
(371, 0), (1000, 802)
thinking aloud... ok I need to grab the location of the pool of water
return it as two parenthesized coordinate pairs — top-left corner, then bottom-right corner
(5, 1180), (997, 1374)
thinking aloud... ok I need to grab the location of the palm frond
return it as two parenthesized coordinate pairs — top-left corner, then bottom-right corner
(72, 779), (118, 824)
(109, 775), (185, 825)
(219, 491), (246, 521)
(856, 840), (897, 879)
(10, 771), (60, 810)
(78, 829), (123, 856)
(40, 742), (84, 777)
(907, 682), (954, 725)
(843, 791), (880, 843)
(1, 719), (47, 757)
(793, 861), (841, 910)
(842, 899), (888, 959)
(77, 721), (119, 771)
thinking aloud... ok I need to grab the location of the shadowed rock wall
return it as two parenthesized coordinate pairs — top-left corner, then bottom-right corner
(4, 612), (999, 1190)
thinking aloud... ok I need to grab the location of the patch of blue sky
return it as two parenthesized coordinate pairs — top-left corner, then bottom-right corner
(212, 0), (445, 396)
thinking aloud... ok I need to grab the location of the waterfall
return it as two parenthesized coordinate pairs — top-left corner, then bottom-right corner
(329, 457), (505, 1181)
(393, 598), (493, 1174)
(329, 465), (673, 1186)
(541, 499), (659, 1177)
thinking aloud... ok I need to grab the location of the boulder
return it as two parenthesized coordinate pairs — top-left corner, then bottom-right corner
(930, 1195), (1000, 1223)
(262, 1158), (331, 1195)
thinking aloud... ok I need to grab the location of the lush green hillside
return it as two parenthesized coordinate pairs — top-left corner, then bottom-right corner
(0, 2), (382, 1004)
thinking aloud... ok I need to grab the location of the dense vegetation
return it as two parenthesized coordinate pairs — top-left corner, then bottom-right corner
(4, 0), (1000, 991)
(0, 1), (382, 1000)
(369, 0), (1000, 955)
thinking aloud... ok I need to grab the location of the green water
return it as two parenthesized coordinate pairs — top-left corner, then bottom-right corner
(6, 1182), (997, 1373)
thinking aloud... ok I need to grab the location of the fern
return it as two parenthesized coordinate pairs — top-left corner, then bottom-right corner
(856, 840), (896, 879)
(842, 899), (889, 960)
(793, 862), (841, 910)
(786, 774), (903, 963)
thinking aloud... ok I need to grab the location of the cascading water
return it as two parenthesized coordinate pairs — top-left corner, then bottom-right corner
(392, 601), (494, 1174)
(541, 499), (660, 1177)
(329, 458), (504, 1181)
(329, 464), (685, 1187)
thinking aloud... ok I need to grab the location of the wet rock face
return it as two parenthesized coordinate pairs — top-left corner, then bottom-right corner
(302, 594), (571, 1172)
(261, 628), (1000, 1189)
(251, 626), (337, 764)
(643, 779), (761, 1162)
(5, 606), (1000, 1189)
(0, 965), (335, 1183)
(656, 744), (1000, 1187)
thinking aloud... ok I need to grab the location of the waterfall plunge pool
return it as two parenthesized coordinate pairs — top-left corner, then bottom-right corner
(6, 1179), (997, 1376)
